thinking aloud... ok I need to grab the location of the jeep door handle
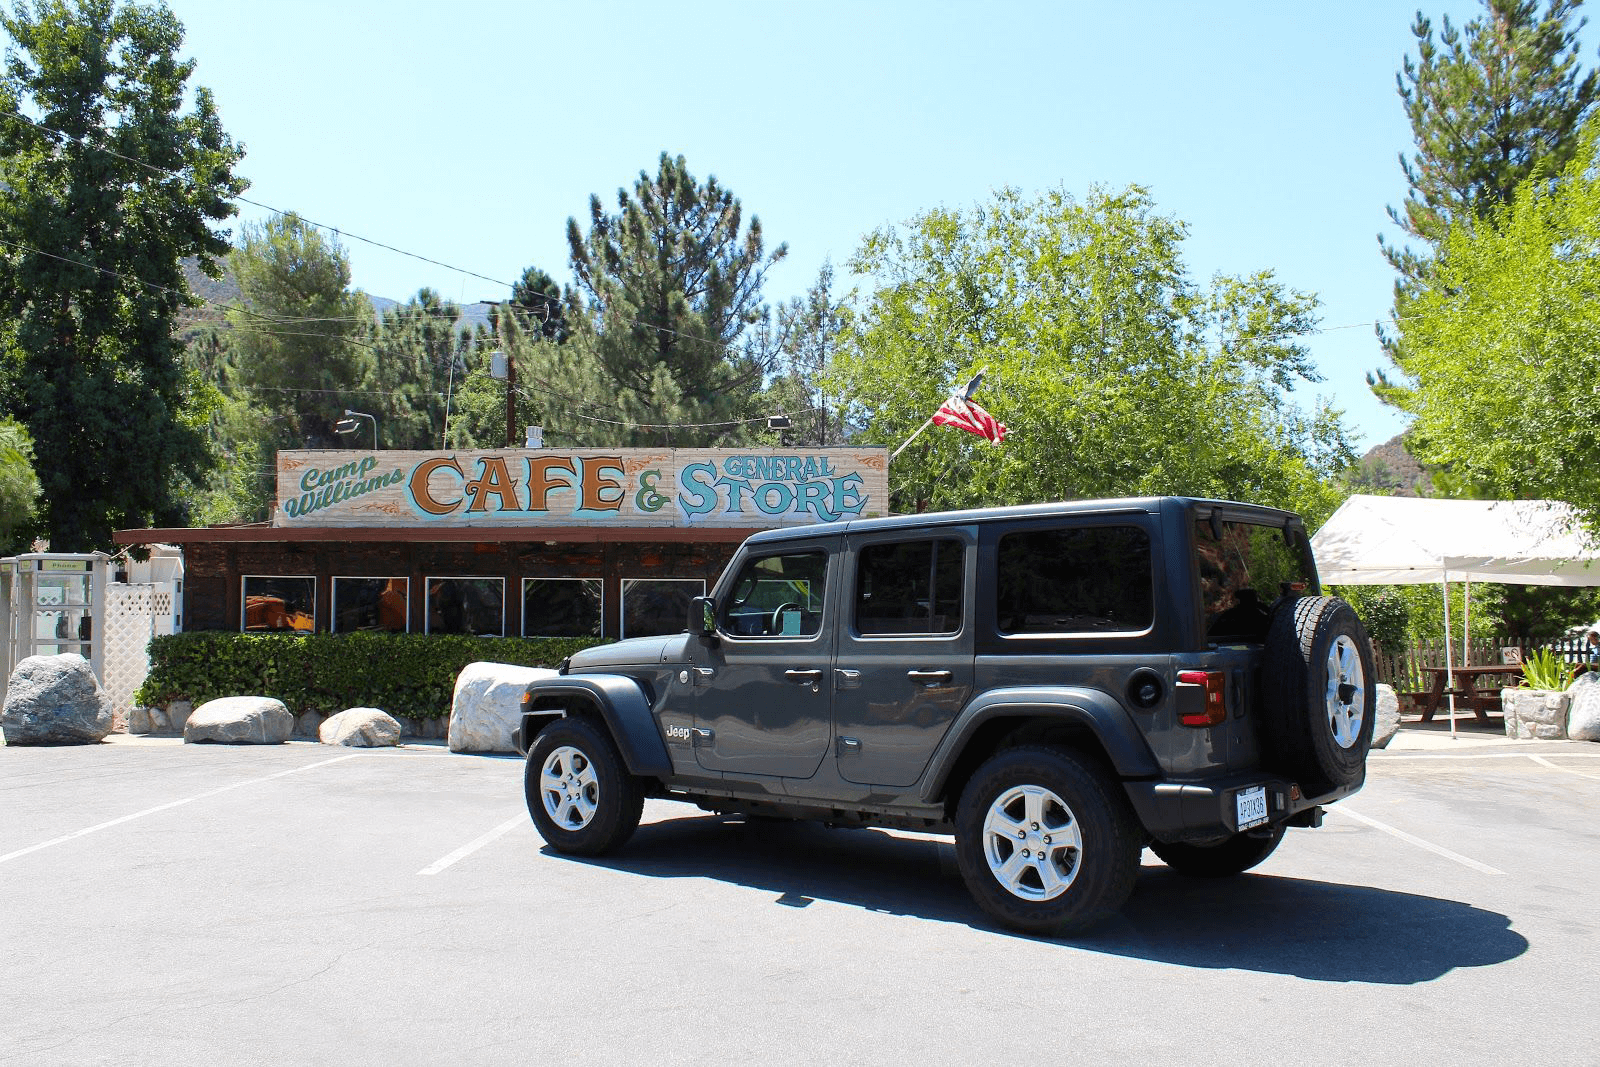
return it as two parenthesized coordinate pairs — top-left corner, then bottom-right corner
(834, 668), (861, 689)
(907, 669), (953, 686)
(784, 669), (824, 682)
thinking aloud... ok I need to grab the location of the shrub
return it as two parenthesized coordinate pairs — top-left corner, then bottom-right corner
(135, 632), (610, 719)
(1519, 646), (1573, 691)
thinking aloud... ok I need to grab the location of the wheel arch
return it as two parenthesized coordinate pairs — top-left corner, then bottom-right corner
(919, 688), (1160, 810)
(517, 675), (672, 778)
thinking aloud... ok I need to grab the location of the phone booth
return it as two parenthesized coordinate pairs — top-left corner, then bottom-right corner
(0, 552), (110, 704)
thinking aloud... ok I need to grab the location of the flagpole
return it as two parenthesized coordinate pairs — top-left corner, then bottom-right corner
(890, 417), (936, 460)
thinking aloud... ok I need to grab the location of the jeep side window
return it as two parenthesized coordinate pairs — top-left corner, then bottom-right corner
(995, 526), (1153, 635)
(719, 550), (827, 637)
(854, 538), (964, 636)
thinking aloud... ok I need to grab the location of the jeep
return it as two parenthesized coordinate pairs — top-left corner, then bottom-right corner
(514, 497), (1374, 935)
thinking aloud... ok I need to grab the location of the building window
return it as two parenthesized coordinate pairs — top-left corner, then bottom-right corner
(622, 577), (705, 639)
(333, 577), (409, 633)
(427, 577), (505, 635)
(523, 578), (602, 637)
(242, 576), (315, 633)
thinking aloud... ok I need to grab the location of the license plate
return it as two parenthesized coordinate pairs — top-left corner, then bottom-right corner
(1236, 786), (1269, 830)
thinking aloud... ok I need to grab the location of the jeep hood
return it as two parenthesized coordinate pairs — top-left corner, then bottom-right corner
(567, 633), (695, 670)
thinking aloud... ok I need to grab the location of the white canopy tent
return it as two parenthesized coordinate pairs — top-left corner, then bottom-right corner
(1311, 494), (1600, 736)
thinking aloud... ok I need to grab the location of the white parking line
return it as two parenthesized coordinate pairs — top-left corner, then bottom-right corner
(1528, 754), (1600, 781)
(1329, 805), (1506, 876)
(0, 754), (359, 867)
(417, 814), (527, 876)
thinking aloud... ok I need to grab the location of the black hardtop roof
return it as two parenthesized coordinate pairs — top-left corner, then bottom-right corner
(741, 496), (1303, 545)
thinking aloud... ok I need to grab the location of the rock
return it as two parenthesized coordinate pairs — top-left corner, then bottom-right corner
(128, 706), (150, 735)
(448, 661), (558, 753)
(1371, 684), (1401, 749)
(147, 707), (170, 735)
(183, 696), (294, 744)
(0, 654), (115, 745)
(320, 707), (401, 747)
(167, 700), (193, 734)
(1502, 688), (1570, 741)
(1567, 676), (1600, 742)
(295, 709), (323, 739)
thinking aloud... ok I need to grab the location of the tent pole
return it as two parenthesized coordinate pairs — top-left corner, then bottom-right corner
(1464, 579), (1472, 666)
(1442, 573), (1457, 740)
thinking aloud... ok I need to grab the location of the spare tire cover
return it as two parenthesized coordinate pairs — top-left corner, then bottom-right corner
(1260, 595), (1376, 795)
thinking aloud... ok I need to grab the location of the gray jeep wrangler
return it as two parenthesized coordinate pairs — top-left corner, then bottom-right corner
(515, 497), (1374, 935)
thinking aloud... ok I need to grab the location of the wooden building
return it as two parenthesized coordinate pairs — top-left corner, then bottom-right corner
(114, 447), (889, 641)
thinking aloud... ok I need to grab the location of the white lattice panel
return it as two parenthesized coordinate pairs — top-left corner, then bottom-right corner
(103, 584), (168, 716)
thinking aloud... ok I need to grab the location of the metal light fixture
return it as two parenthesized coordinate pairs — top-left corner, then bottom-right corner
(334, 408), (378, 449)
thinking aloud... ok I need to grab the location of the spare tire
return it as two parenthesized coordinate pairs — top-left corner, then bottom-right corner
(1260, 595), (1376, 795)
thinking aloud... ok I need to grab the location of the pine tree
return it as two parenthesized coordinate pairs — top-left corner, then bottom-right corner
(1377, 0), (1597, 399)
(558, 152), (786, 446)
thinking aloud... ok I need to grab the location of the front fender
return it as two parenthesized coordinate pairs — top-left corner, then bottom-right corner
(919, 686), (1160, 804)
(518, 674), (672, 778)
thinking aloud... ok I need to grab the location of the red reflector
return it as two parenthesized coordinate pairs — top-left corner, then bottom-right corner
(1177, 670), (1227, 726)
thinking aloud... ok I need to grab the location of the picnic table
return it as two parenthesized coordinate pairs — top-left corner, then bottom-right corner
(1415, 663), (1525, 722)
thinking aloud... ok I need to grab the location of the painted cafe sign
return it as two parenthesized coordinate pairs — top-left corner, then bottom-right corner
(274, 448), (889, 529)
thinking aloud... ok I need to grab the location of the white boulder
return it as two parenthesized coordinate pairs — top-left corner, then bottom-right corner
(1371, 684), (1401, 749)
(0, 654), (115, 745)
(184, 696), (294, 744)
(1567, 673), (1600, 742)
(320, 707), (402, 747)
(448, 661), (558, 753)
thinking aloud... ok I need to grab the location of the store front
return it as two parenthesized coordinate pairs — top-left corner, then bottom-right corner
(114, 446), (890, 641)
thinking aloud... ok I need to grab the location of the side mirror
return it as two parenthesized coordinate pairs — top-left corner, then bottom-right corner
(689, 596), (717, 638)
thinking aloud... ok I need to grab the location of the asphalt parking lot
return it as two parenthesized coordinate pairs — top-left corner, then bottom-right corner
(3, 735), (1599, 1066)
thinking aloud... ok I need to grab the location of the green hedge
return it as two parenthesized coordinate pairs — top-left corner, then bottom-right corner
(136, 632), (609, 720)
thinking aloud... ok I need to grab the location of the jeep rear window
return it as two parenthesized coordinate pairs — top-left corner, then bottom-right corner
(1195, 518), (1314, 643)
(996, 526), (1153, 635)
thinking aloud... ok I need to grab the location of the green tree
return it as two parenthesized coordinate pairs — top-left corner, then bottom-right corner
(0, 415), (39, 549)
(0, 0), (245, 548)
(1384, 122), (1600, 523)
(832, 185), (1353, 525)
(1376, 0), (1597, 400)
(765, 261), (850, 446)
(226, 213), (370, 445)
(555, 152), (785, 446)
(365, 288), (467, 450)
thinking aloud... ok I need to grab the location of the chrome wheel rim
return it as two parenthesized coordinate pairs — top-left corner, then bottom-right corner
(540, 745), (600, 829)
(981, 784), (1083, 901)
(1325, 634), (1365, 749)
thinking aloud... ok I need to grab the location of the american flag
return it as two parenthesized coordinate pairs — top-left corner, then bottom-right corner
(932, 395), (1007, 445)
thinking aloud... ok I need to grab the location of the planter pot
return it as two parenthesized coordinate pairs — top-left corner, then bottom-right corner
(1501, 688), (1570, 740)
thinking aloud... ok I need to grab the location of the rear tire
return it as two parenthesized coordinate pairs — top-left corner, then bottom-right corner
(525, 717), (643, 856)
(1262, 596), (1376, 795)
(1151, 826), (1285, 877)
(954, 745), (1140, 936)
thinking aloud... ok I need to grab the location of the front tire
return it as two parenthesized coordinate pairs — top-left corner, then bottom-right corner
(525, 717), (643, 856)
(954, 745), (1140, 936)
(1151, 826), (1285, 877)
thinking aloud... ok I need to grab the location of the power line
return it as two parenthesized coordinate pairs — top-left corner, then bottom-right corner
(1, 108), (759, 358)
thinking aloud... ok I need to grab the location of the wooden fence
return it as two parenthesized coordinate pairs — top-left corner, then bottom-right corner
(1371, 634), (1595, 692)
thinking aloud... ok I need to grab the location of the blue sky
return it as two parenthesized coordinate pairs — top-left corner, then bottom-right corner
(166, 0), (1593, 454)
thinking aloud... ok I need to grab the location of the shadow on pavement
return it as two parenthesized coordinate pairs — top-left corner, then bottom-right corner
(556, 813), (1528, 984)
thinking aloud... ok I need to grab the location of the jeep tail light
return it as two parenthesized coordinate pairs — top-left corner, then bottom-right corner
(1177, 670), (1227, 726)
